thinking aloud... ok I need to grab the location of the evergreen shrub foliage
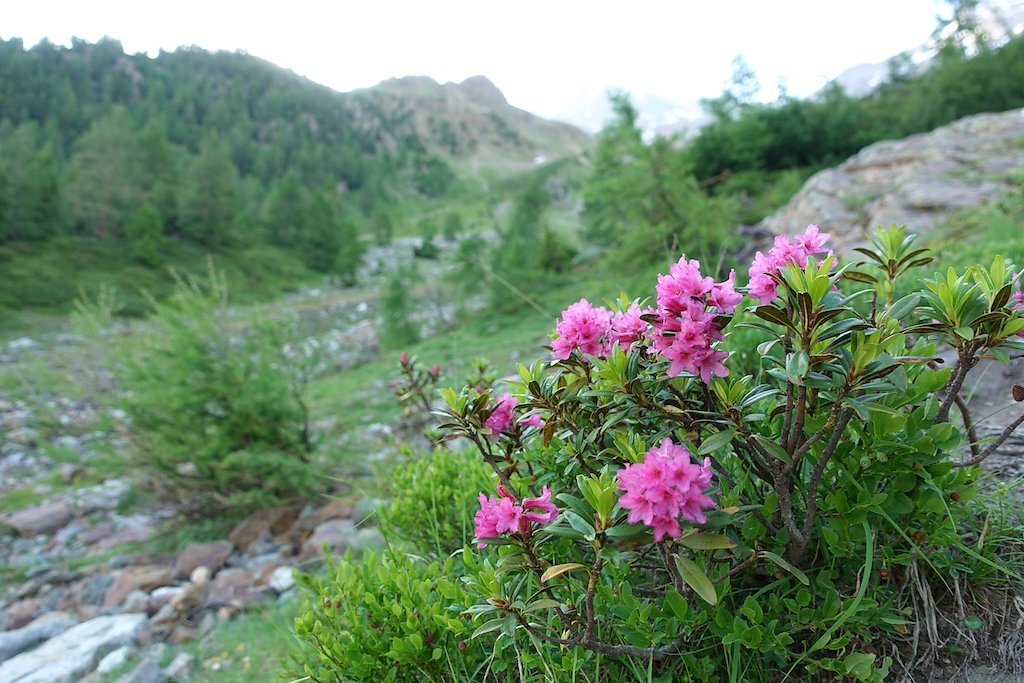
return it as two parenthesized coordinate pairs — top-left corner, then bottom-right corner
(294, 225), (1024, 681)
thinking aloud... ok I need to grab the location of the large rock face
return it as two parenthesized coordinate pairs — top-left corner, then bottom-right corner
(0, 613), (145, 683)
(761, 109), (1024, 251)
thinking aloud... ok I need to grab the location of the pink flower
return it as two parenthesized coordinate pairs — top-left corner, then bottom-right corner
(519, 412), (545, 429)
(485, 392), (517, 436)
(649, 257), (733, 382)
(552, 298), (614, 360)
(474, 484), (559, 547)
(474, 493), (523, 546)
(522, 486), (559, 525)
(1011, 289), (1024, 337)
(616, 438), (716, 541)
(609, 303), (649, 347)
(708, 270), (743, 313)
(747, 224), (832, 305)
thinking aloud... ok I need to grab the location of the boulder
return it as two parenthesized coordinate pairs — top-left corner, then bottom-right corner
(96, 645), (133, 674)
(172, 541), (232, 579)
(103, 566), (174, 609)
(0, 613), (146, 683)
(227, 504), (301, 550)
(761, 109), (1024, 252)
(0, 611), (76, 661)
(6, 501), (73, 536)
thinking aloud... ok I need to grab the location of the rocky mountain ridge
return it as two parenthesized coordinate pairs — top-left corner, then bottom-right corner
(349, 74), (590, 170)
(761, 108), (1024, 251)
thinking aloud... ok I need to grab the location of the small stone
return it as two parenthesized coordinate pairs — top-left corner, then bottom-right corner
(78, 573), (115, 606)
(148, 586), (185, 611)
(123, 590), (150, 614)
(206, 567), (258, 608)
(7, 427), (39, 445)
(268, 566), (295, 593)
(169, 578), (208, 615)
(227, 505), (300, 550)
(190, 566), (211, 585)
(60, 463), (84, 484)
(115, 646), (164, 683)
(97, 645), (133, 674)
(6, 501), (73, 536)
(148, 603), (177, 631)
(301, 518), (356, 559)
(317, 498), (355, 524)
(162, 653), (194, 680)
(172, 541), (233, 579)
(104, 566), (174, 609)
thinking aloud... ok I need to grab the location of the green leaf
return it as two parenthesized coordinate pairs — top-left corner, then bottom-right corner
(672, 554), (718, 605)
(665, 589), (689, 619)
(843, 652), (877, 678)
(472, 617), (506, 639)
(886, 293), (920, 320)
(752, 434), (792, 465)
(678, 532), (736, 550)
(697, 428), (736, 456)
(759, 551), (809, 585)
(541, 563), (588, 583)
(523, 598), (562, 613)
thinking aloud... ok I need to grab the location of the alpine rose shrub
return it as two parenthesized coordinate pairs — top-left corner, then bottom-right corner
(344, 224), (1024, 683)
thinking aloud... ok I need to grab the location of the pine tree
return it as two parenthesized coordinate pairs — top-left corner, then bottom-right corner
(178, 134), (238, 247)
(64, 108), (143, 238)
(125, 203), (164, 265)
(262, 171), (308, 248)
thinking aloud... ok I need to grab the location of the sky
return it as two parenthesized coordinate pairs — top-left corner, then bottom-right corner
(2, 0), (950, 120)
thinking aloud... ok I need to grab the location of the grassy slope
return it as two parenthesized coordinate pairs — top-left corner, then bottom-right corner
(0, 236), (326, 340)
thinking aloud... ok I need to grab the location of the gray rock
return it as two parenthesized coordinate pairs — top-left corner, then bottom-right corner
(74, 479), (130, 512)
(301, 518), (356, 559)
(0, 613), (146, 683)
(162, 653), (194, 681)
(6, 427), (39, 446)
(96, 645), (133, 674)
(78, 574), (115, 606)
(761, 109), (1024, 252)
(115, 649), (164, 683)
(5, 501), (73, 536)
(0, 611), (76, 661)
(268, 566), (295, 593)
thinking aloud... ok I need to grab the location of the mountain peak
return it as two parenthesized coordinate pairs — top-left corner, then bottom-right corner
(453, 75), (507, 107)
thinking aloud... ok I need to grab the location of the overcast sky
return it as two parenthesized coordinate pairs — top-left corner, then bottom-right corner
(3, 0), (950, 118)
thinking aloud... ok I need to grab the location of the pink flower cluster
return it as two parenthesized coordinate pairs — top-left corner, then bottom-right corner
(649, 258), (740, 382)
(552, 299), (649, 361)
(617, 438), (715, 541)
(485, 392), (545, 435)
(474, 483), (559, 547)
(1012, 289), (1024, 337)
(748, 224), (831, 304)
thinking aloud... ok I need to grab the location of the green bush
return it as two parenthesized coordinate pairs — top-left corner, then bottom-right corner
(83, 267), (319, 512)
(376, 448), (493, 558)
(291, 549), (490, 683)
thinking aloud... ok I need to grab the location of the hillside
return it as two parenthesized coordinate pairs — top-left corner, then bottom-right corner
(0, 38), (589, 325)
